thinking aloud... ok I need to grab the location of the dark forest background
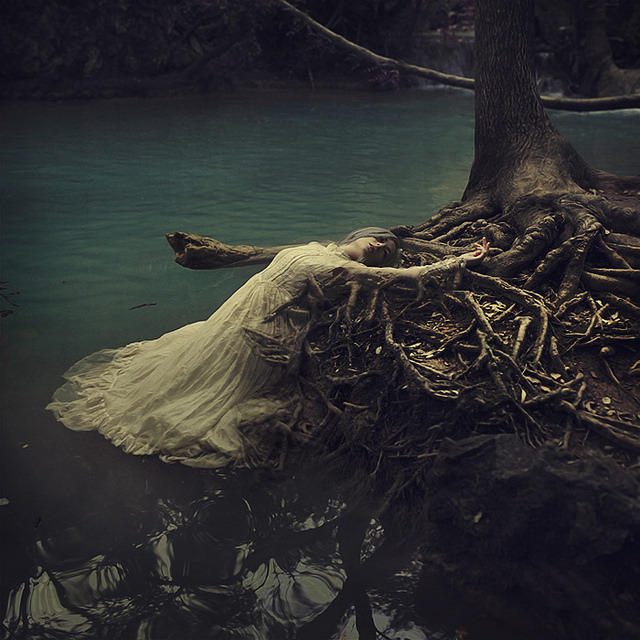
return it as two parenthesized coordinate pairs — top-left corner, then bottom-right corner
(1, 0), (639, 100)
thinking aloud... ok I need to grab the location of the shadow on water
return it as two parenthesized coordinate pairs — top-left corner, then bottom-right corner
(1, 437), (431, 639)
(4, 461), (332, 638)
(1, 415), (542, 640)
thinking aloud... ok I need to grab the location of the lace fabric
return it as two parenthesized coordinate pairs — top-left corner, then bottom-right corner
(47, 243), (356, 468)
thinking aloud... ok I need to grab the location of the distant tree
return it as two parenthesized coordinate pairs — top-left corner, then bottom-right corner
(535, 0), (640, 97)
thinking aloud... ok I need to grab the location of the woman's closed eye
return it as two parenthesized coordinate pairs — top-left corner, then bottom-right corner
(374, 239), (388, 255)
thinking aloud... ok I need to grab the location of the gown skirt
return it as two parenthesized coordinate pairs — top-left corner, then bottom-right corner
(47, 243), (354, 468)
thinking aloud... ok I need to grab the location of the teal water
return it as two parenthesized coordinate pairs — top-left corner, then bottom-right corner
(1, 91), (478, 371)
(1, 90), (639, 639)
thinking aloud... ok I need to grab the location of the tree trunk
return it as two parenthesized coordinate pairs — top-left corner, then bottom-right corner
(464, 0), (595, 206)
(535, 0), (640, 98)
(417, 0), (640, 300)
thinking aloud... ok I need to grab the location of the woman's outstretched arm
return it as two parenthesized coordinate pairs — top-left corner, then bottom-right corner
(344, 238), (490, 278)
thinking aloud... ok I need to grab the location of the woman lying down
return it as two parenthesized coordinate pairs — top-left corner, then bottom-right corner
(47, 227), (489, 468)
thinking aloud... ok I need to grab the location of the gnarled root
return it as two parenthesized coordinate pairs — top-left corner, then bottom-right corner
(411, 197), (497, 239)
(297, 262), (639, 500)
(410, 189), (640, 305)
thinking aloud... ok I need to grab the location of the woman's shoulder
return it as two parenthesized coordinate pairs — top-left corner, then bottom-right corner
(270, 242), (350, 273)
(306, 242), (351, 262)
(279, 241), (343, 258)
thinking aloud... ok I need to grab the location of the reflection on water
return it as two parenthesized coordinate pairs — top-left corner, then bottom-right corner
(1, 90), (638, 639)
(3, 465), (434, 639)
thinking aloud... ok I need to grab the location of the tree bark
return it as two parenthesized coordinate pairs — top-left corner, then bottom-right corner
(464, 0), (562, 203)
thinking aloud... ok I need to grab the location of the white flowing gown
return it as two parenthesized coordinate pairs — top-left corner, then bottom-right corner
(47, 243), (380, 468)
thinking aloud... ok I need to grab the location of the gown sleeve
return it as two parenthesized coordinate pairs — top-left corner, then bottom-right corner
(267, 244), (466, 281)
(316, 248), (469, 281)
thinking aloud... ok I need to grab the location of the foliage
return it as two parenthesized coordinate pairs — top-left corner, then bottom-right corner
(2, 0), (639, 98)
(0, 0), (265, 94)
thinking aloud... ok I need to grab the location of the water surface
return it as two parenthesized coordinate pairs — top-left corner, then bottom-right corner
(1, 89), (638, 639)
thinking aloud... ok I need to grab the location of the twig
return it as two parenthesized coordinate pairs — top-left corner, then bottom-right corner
(466, 271), (550, 363)
(548, 336), (568, 376)
(556, 291), (590, 318)
(599, 293), (640, 319)
(512, 316), (532, 361)
(557, 401), (640, 452)
(381, 302), (459, 400)
(455, 291), (509, 352)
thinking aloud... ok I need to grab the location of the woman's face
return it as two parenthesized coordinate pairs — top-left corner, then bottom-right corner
(343, 236), (397, 266)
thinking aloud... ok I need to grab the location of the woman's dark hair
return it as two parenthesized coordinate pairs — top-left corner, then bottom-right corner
(337, 226), (402, 267)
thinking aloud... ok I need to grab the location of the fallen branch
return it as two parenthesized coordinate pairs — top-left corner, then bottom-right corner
(166, 231), (296, 269)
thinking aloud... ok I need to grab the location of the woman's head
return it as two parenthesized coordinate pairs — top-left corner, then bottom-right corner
(338, 227), (402, 267)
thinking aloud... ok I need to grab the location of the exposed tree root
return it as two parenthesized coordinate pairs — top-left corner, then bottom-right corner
(407, 187), (640, 304)
(290, 255), (640, 510)
(166, 197), (639, 638)
(167, 205), (640, 478)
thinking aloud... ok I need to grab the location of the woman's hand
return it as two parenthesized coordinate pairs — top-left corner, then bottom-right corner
(461, 237), (490, 265)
